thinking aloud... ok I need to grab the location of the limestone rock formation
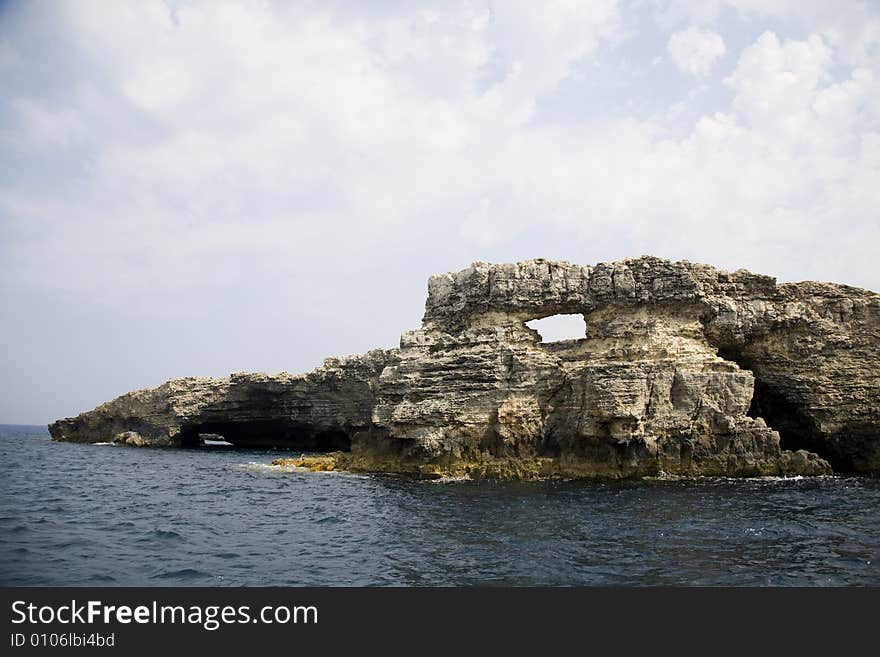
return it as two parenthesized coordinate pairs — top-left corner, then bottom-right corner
(49, 351), (393, 450)
(50, 257), (880, 478)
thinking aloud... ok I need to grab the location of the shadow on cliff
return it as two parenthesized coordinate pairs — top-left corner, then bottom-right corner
(716, 348), (845, 471)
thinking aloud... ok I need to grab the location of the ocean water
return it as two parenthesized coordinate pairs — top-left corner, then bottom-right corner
(1, 424), (878, 586)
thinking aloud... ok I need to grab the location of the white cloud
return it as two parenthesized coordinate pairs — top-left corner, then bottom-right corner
(1, 0), (879, 422)
(1, 0), (624, 299)
(122, 67), (192, 113)
(6, 98), (85, 146)
(667, 26), (726, 76)
(1, 1), (876, 303)
(725, 32), (832, 127)
(649, 0), (880, 69)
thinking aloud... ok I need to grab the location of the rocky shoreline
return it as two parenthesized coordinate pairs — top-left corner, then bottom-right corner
(270, 450), (829, 480)
(49, 257), (880, 479)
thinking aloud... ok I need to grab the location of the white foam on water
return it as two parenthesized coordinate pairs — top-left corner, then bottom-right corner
(233, 461), (298, 473)
(718, 475), (826, 483)
(644, 471), (688, 482)
(427, 474), (473, 483)
(643, 473), (841, 485)
(231, 461), (371, 479)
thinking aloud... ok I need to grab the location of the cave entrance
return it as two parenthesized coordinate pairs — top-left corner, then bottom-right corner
(180, 420), (352, 452)
(525, 314), (586, 343)
(745, 379), (824, 458)
(717, 347), (831, 465)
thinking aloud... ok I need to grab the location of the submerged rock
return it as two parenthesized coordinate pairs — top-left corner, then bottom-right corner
(273, 455), (338, 472)
(50, 257), (880, 478)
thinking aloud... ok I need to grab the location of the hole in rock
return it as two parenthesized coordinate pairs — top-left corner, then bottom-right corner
(180, 420), (352, 452)
(525, 314), (586, 343)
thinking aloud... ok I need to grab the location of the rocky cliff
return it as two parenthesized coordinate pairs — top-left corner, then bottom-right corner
(49, 257), (880, 478)
(49, 351), (393, 449)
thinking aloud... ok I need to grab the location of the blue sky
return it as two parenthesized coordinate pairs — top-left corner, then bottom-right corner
(1, 0), (878, 424)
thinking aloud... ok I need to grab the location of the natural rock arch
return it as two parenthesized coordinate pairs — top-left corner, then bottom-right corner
(50, 257), (880, 477)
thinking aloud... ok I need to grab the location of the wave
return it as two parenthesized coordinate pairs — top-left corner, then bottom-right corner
(646, 472), (840, 483)
(232, 461), (370, 479)
(234, 461), (298, 473)
(427, 474), (473, 484)
(150, 568), (211, 581)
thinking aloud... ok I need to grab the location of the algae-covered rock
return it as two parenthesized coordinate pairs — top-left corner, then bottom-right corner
(273, 455), (338, 472)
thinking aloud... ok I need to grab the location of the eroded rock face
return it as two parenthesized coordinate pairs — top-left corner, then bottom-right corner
(49, 351), (394, 450)
(50, 257), (880, 478)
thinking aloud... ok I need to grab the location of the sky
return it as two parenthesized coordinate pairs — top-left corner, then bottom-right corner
(1, 0), (878, 424)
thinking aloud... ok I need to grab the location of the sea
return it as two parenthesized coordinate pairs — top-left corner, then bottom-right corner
(1, 424), (878, 586)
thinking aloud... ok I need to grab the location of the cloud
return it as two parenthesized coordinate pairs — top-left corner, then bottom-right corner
(725, 32), (832, 129)
(6, 97), (85, 146)
(650, 0), (880, 69)
(1, 1), (876, 300)
(667, 26), (726, 76)
(0, 0), (878, 422)
(0, 0), (623, 300)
